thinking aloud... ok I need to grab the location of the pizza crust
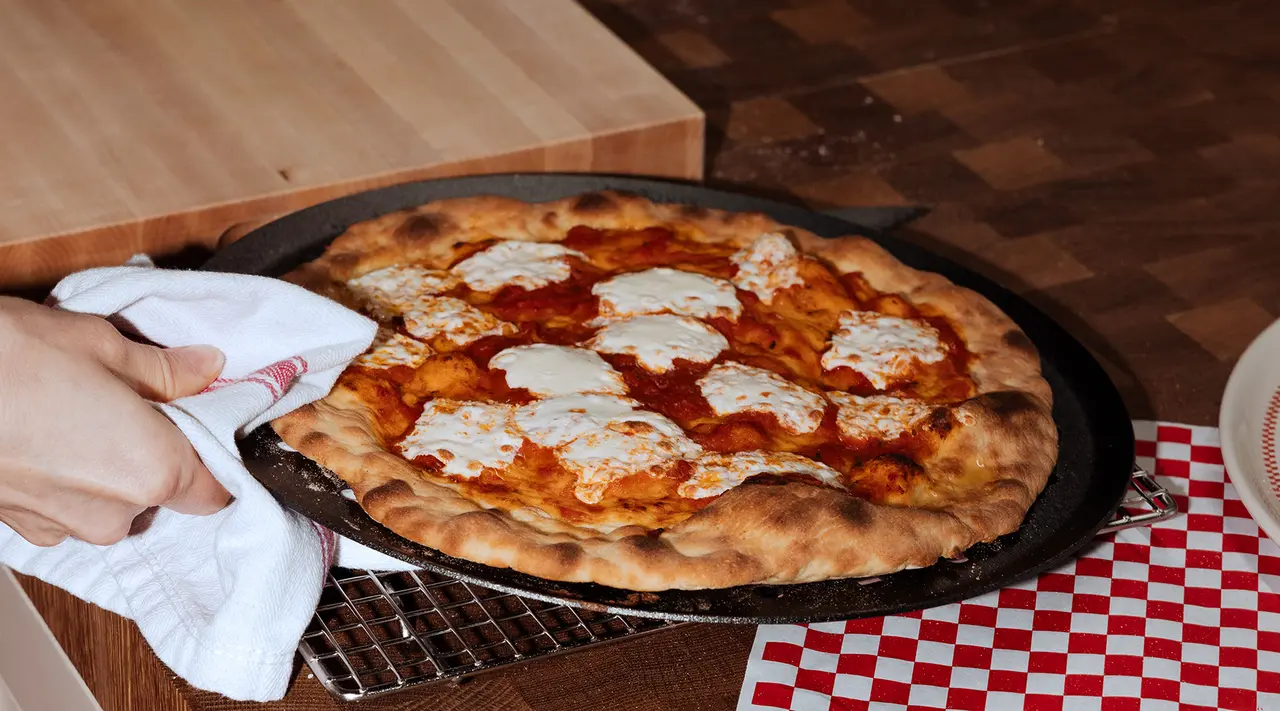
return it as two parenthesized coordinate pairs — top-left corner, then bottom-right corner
(273, 190), (1058, 591)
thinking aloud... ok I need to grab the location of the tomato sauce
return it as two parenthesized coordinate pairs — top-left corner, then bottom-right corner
(349, 224), (981, 526)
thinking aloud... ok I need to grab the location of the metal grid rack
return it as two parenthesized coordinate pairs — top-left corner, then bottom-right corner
(301, 567), (677, 701)
(1100, 464), (1179, 535)
(300, 464), (1179, 702)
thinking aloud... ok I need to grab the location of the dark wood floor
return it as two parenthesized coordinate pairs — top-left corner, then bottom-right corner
(583, 0), (1280, 426)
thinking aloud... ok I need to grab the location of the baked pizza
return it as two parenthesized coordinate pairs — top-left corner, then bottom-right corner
(273, 190), (1058, 591)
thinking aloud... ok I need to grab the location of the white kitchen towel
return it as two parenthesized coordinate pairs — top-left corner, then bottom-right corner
(0, 262), (403, 701)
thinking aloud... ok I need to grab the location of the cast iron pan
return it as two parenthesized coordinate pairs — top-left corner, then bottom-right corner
(204, 173), (1134, 624)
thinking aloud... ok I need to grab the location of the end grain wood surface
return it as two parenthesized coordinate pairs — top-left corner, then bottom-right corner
(18, 0), (1280, 710)
(0, 0), (702, 289)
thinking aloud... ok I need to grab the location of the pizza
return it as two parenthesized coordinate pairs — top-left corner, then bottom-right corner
(273, 190), (1058, 591)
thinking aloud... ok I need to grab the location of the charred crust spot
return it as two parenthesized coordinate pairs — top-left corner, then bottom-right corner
(394, 213), (448, 241)
(873, 453), (923, 474)
(571, 191), (617, 213)
(622, 534), (668, 556)
(975, 391), (1040, 419)
(545, 542), (585, 568)
(1001, 330), (1038, 356)
(299, 431), (328, 451)
(832, 496), (874, 529)
(679, 204), (711, 219)
(926, 407), (954, 437)
(362, 480), (414, 508)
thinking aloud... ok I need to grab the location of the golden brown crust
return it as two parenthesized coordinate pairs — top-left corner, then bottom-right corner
(273, 190), (1058, 591)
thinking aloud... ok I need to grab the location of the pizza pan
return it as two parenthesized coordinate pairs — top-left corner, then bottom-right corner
(205, 173), (1134, 624)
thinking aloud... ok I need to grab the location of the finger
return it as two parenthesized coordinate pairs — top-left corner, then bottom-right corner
(24, 490), (146, 547)
(0, 507), (69, 547)
(159, 439), (232, 516)
(112, 342), (226, 402)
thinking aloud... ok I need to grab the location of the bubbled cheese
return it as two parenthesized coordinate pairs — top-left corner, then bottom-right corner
(679, 450), (844, 499)
(489, 344), (627, 397)
(698, 362), (827, 434)
(403, 297), (517, 346)
(821, 311), (947, 389)
(398, 400), (522, 478)
(730, 232), (804, 303)
(592, 267), (741, 322)
(558, 411), (703, 504)
(510, 394), (701, 504)
(827, 392), (935, 441)
(586, 314), (727, 372)
(451, 241), (586, 292)
(345, 265), (459, 319)
(513, 394), (641, 448)
(355, 326), (433, 370)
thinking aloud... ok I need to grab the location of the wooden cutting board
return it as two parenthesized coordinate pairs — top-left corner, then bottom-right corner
(0, 0), (703, 289)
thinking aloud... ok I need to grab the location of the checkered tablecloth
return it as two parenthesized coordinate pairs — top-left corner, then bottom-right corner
(738, 421), (1280, 711)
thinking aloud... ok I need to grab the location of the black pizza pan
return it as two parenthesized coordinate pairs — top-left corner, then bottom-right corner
(203, 173), (1134, 624)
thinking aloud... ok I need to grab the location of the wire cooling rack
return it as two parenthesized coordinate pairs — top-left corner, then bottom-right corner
(301, 566), (677, 701)
(300, 464), (1178, 701)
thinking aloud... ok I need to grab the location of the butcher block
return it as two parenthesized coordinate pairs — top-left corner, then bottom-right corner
(0, 0), (704, 289)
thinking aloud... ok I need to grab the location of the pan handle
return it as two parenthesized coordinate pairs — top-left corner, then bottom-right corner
(1098, 464), (1179, 535)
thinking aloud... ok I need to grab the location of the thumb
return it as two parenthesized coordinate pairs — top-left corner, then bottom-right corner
(145, 413), (232, 516)
(162, 446), (233, 516)
(115, 343), (226, 402)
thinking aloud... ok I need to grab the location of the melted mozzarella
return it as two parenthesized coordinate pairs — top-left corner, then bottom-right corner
(355, 326), (432, 370)
(403, 296), (517, 345)
(489, 344), (627, 397)
(346, 265), (459, 319)
(698, 362), (827, 434)
(592, 267), (741, 322)
(821, 311), (947, 389)
(730, 232), (804, 303)
(513, 394), (640, 448)
(827, 392), (935, 441)
(586, 314), (727, 372)
(450, 240), (585, 292)
(398, 400), (522, 478)
(558, 412), (702, 504)
(680, 450), (844, 499)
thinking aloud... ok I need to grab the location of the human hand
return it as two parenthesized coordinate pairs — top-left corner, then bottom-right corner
(0, 296), (230, 547)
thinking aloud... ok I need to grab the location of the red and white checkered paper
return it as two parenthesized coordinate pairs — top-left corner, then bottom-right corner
(738, 421), (1280, 711)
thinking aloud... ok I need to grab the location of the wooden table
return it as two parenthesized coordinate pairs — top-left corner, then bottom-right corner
(0, 0), (701, 290)
(12, 0), (1280, 709)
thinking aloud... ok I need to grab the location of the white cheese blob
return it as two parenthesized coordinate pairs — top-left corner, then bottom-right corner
(558, 411), (703, 504)
(489, 344), (627, 397)
(679, 450), (844, 499)
(698, 362), (827, 434)
(586, 314), (727, 372)
(450, 240), (586, 292)
(730, 232), (804, 303)
(346, 265), (459, 319)
(403, 296), (517, 345)
(398, 400), (522, 478)
(827, 392), (936, 441)
(821, 311), (947, 389)
(355, 326), (433, 370)
(513, 394), (641, 448)
(592, 267), (741, 323)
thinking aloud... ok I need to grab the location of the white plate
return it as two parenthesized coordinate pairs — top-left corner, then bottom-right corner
(1220, 317), (1280, 542)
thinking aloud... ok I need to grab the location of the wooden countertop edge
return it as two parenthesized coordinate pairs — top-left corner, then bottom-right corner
(0, 113), (704, 290)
